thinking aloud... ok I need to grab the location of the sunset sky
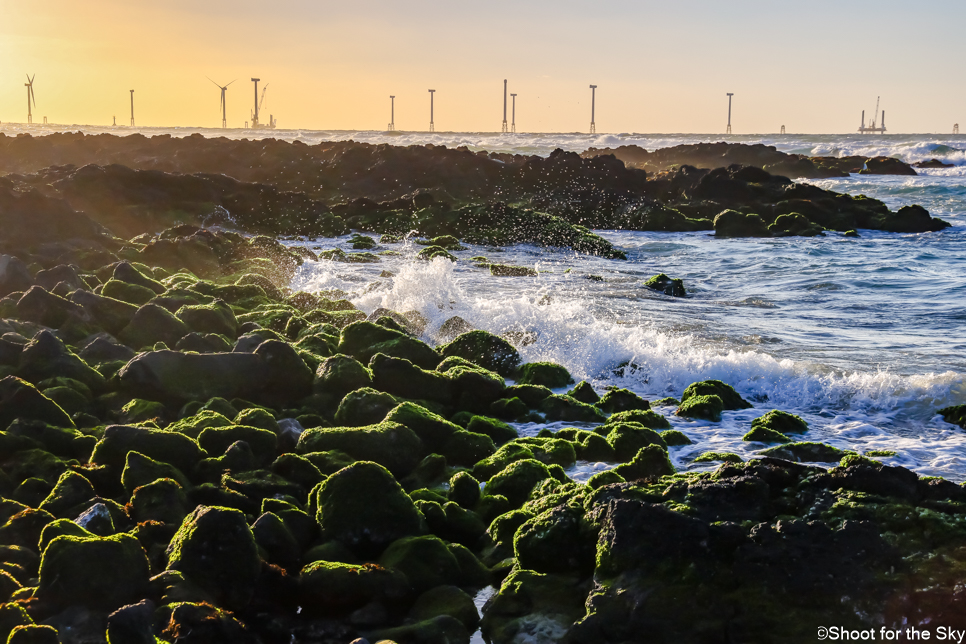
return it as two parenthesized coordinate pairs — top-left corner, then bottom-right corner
(1, 0), (964, 134)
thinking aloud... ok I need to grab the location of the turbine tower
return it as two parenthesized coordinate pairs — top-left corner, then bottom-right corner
(428, 89), (435, 132)
(130, 90), (135, 127)
(25, 75), (36, 125)
(589, 85), (597, 134)
(251, 78), (261, 127)
(502, 79), (508, 133)
(726, 93), (734, 134)
(389, 95), (395, 131)
(511, 93), (517, 133)
(209, 77), (236, 129)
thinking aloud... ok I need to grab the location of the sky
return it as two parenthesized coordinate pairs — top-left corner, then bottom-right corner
(0, 0), (964, 134)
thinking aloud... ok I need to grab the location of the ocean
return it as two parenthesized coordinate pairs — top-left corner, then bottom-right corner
(7, 124), (966, 479)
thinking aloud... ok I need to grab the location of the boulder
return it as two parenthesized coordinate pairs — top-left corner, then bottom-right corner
(605, 424), (668, 461)
(675, 394), (725, 421)
(176, 300), (237, 338)
(118, 342), (312, 405)
(514, 504), (595, 575)
(384, 402), (460, 452)
(121, 451), (191, 494)
(118, 304), (191, 349)
(310, 461), (424, 555)
(613, 445), (675, 480)
(313, 353), (372, 399)
(101, 279), (157, 306)
(539, 394), (606, 422)
(681, 379), (752, 410)
(16, 287), (85, 328)
(338, 321), (440, 370)
(437, 330), (522, 377)
(90, 424), (205, 474)
(17, 330), (105, 391)
(483, 459), (554, 508)
(0, 256), (33, 299)
(644, 273), (686, 297)
(369, 353), (453, 404)
(297, 422), (422, 477)
(299, 560), (408, 616)
(333, 387), (398, 426)
(36, 533), (151, 611)
(113, 262), (165, 294)
(516, 362), (574, 388)
(0, 376), (75, 429)
(713, 209), (771, 237)
(166, 505), (261, 610)
(377, 535), (463, 594)
(595, 387), (649, 413)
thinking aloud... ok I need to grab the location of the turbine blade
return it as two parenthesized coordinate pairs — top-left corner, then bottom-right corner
(226, 79), (237, 87)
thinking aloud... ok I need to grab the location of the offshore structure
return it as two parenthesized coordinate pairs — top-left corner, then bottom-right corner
(208, 78), (236, 128)
(589, 85), (597, 134)
(502, 80), (508, 133)
(726, 93), (734, 134)
(25, 75), (36, 124)
(955, 124), (961, 135)
(388, 96), (395, 131)
(428, 89), (435, 132)
(129, 90), (135, 127)
(249, 78), (277, 129)
(858, 97), (886, 134)
(510, 93), (517, 132)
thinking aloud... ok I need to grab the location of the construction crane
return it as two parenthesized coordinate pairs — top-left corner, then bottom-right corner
(258, 83), (269, 115)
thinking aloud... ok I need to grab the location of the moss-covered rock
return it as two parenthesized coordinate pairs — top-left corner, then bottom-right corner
(166, 505), (261, 610)
(312, 353), (372, 399)
(759, 441), (851, 463)
(299, 559), (408, 616)
(448, 471), (482, 509)
(6, 625), (59, 644)
(37, 533), (150, 612)
(605, 424), (668, 461)
(566, 381), (600, 404)
(514, 503), (595, 575)
(333, 387), (398, 427)
(440, 430), (497, 467)
(681, 379), (752, 410)
(122, 451), (191, 494)
(516, 362), (574, 388)
(484, 459), (554, 508)
(129, 478), (188, 524)
(489, 396), (528, 421)
(693, 451), (743, 463)
(466, 415), (518, 446)
(587, 470), (626, 488)
(660, 429), (692, 446)
(438, 330), (522, 377)
(338, 321), (440, 370)
(102, 279), (156, 306)
(91, 424), (205, 474)
(118, 303), (191, 349)
(742, 425), (791, 443)
(176, 300), (238, 338)
(0, 376), (75, 429)
(644, 273), (686, 297)
(198, 425), (277, 464)
(613, 445), (675, 480)
(18, 331), (106, 392)
(384, 402), (459, 451)
(311, 461), (424, 555)
(300, 422), (421, 479)
(37, 471), (95, 517)
(370, 353), (453, 405)
(595, 388), (650, 414)
(447, 364), (507, 413)
(377, 534), (463, 594)
(540, 394), (606, 422)
(675, 394), (725, 421)
(751, 409), (809, 434)
(410, 584), (480, 631)
(0, 604), (33, 643)
(503, 384), (553, 407)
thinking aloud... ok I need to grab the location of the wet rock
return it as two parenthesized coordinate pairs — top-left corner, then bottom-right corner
(6, 625), (59, 644)
(378, 535), (463, 594)
(484, 459), (554, 508)
(760, 441), (849, 463)
(539, 394), (606, 423)
(613, 445), (675, 480)
(681, 379), (752, 410)
(338, 321), (440, 370)
(567, 381), (600, 404)
(438, 330), (522, 377)
(106, 599), (156, 644)
(860, 156), (917, 175)
(91, 424), (205, 473)
(595, 387), (649, 413)
(160, 602), (258, 644)
(713, 209), (771, 237)
(768, 212), (825, 237)
(166, 505), (261, 610)
(299, 560), (408, 616)
(370, 353), (453, 404)
(176, 300), (237, 338)
(128, 478), (188, 525)
(118, 303), (190, 349)
(644, 273), (686, 297)
(752, 409), (808, 434)
(516, 362), (574, 388)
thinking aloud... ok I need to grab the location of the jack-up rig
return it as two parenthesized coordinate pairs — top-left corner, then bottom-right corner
(249, 78), (277, 129)
(859, 97), (887, 134)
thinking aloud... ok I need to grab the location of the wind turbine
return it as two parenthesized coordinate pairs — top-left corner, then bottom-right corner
(208, 77), (236, 128)
(25, 75), (36, 125)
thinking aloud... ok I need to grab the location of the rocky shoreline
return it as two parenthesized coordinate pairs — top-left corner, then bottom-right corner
(0, 135), (961, 644)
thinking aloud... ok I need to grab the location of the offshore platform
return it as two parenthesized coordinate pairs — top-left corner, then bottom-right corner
(859, 97), (886, 134)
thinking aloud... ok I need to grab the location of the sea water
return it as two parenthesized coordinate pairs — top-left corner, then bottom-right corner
(8, 124), (966, 478)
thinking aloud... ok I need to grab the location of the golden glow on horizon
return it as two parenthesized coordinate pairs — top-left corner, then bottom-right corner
(1, 0), (965, 134)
